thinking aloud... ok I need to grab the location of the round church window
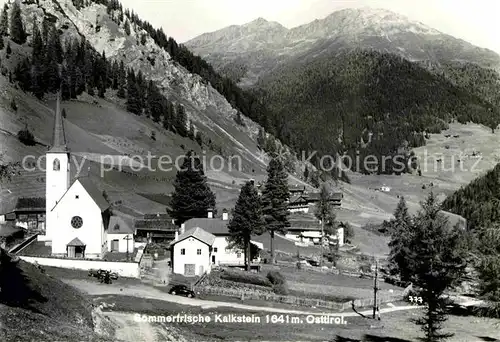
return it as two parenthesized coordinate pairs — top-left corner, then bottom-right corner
(71, 216), (83, 229)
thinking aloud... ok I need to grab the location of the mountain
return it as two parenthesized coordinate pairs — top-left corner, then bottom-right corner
(256, 49), (498, 175)
(0, 0), (316, 216)
(186, 7), (500, 86)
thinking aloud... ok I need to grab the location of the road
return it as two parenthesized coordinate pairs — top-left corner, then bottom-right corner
(65, 278), (425, 316)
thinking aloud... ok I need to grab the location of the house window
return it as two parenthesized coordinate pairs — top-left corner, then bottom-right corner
(75, 195), (79, 199)
(197, 249), (201, 255)
(181, 248), (185, 255)
(53, 158), (60, 171)
(236, 252), (241, 258)
(213, 247), (218, 253)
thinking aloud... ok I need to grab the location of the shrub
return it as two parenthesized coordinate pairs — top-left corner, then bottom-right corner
(220, 269), (272, 287)
(273, 283), (289, 295)
(266, 271), (286, 285)
(17, 128), (35, 146)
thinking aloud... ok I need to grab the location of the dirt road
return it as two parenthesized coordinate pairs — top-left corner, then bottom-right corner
(64, 278), (423, 316)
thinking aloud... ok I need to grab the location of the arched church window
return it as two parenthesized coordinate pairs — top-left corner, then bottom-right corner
(53, 158), (60, 171)
(71, 216), (83, 229)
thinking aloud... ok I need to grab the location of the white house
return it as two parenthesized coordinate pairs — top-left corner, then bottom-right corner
(169, 227), (215, 276)
(107, 216), (134, 253)
(182, 209), (262, 267)
(37, 93), (134, 259)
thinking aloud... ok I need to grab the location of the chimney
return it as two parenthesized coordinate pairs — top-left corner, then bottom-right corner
(222, 208), (228, 221)
(207, 209), (213, 219)
(174, 230), (179, 241)
(180, 223), (185, 235)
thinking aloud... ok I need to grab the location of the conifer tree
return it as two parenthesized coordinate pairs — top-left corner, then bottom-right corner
(475, 225), (500, 318)
(124, 19), (130, 35)
(195, 131), (203, 147)
(0, 4), (8, 37)
(9, 1), (26, 44)
(391, 192), (467, 341)
(261, 157), (290, 263)
(315, 183), (336, 239)
(388, 196), (413, 279)
(31, 17), (43, 62)
(174, 103), (188, 137)
(0, 36), (4, 50)
(228, 180), (265, 271)
(169, 151), (216, 225)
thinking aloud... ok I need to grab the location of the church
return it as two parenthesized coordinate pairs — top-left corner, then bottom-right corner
(37, 94), (132, 259)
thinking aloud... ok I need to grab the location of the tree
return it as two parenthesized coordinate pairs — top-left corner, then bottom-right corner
(261, 157), (290, 264)
(475, 225), (500, 318)
(169, 151), (216, 225)
(0, 36), (3, 50)
(387, 196), (413, 279)
(391, 192), (467, 341)
(195, 131), (203, 147)
(340, 221), (354, 243)
(227, 181), (265, 271)
(9, 1), (26, 44)
(124, 19), (130, 35)
(0, 4), (8, 37)
(174, 104), (188, 137)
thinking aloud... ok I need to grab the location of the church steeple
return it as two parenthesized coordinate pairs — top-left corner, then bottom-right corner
(49, 91), (68, 153)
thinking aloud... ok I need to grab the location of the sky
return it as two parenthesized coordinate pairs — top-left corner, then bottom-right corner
(0, 0), (498, 53)
(113, 0), (500, 53)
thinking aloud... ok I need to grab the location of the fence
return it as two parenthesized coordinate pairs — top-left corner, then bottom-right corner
(195, 285), (403, 311)
(9, 233), (39, 254)
(18, 255), (141, 278)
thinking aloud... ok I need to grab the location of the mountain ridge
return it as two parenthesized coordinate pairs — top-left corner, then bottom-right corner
(186, 6), (500, 86)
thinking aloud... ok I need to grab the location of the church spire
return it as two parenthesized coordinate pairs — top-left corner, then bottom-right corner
(49, 91), (68, 153)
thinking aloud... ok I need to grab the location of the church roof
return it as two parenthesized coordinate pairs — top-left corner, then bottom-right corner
(49, 92), (69, 153)
(170, 227), (216, 247)
(77, 178), (110, 212)
(51, 178), (110, 212)
(67, 237), (85, 246)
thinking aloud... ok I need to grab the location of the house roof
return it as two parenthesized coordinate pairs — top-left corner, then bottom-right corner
(14, 197), (46, 212)
(289, 185), (306, 192)
(67, 237), (85, 246)
(143, 213), (171, 220)
(183, 218), (229, 235)
(134, 217), (176, 231)
(288, 212), (322, 231)
(170, 227), (216, 247)
(108, 216), (134, 234)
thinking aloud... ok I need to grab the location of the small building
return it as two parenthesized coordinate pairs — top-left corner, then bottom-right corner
(2, 197), (46, 232)
(169, 227), (215, 276)
(288, 194), (312, 213)
(134, 213), (177, 243)
(107, 216), (134, 253)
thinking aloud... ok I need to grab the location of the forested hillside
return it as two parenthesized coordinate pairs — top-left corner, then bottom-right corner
(442, 163), (500, 230)
(256, 49), (499, 174)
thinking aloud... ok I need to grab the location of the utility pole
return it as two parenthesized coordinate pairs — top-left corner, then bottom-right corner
(123, 235), (132, 261)
(320, 217), (324, 267)
(372, 258), (379, 319)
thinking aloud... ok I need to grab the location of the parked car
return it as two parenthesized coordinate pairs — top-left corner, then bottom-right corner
(168, 284), (195, 298)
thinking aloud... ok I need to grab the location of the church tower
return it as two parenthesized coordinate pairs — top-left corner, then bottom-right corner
(43, 92), (70, 241)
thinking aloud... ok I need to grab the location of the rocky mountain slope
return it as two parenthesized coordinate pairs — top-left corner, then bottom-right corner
(0, 0), (315, 215)
(186, 7), (500, 86)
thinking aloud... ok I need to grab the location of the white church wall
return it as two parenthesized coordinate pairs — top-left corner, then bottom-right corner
(45, 153), (70, 240)
(107, 233), (134, 253)
(51, 181), (105, 257)
(18, 256), (140, 278)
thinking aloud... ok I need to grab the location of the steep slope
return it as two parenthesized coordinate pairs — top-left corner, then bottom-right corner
(186, 7), (500, 86)
(0, 249), (114, 341)
(0, 0), (313, 216)
(256, 49), (498, 174)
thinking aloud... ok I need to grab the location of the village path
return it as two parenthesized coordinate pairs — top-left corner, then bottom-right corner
(64, 278), (428, 316)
